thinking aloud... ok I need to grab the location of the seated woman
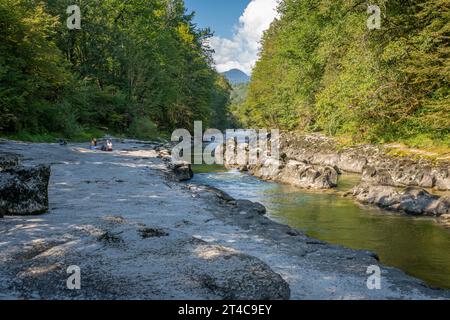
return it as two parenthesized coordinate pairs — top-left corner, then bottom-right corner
(90, 138), (97, 150)
(106, 140), (113, 152)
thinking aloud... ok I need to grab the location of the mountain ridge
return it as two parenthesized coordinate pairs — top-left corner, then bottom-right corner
(221, 69), (250, 84)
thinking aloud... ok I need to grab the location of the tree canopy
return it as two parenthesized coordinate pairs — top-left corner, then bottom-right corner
(238, 0), (449, 146)
(0, 0), (232, 139)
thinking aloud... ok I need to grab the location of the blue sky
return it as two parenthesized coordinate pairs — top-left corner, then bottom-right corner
(183, 0), (279, 74)
(184, 0), (252, 38)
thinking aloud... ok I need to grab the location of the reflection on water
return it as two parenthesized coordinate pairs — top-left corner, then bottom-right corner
(191, 167), (450, 289)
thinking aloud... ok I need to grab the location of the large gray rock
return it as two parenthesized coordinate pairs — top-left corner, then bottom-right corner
(196, 246), (290, 300)
(221, 139), (251, 171)
(0, 165), (51, 216)
(360, 162), (450, 191)
(248, 159), (338, 189)
(232, 199), (267, 216)
(280, 161), (338, 189)
(200, 185), (268, 216)
(337, 149), (369, 173)
(0, 153), (20, 171)
(220, 135), (338, 189)
(433, 167), (450, 191)
(350, 183), (450, 217)
(361, 165), (395, 186)
(248, 158), (283, 180)
(276, 132), (450, 190)
(221, 132), (449, 191)
(168, 162), (193, 181)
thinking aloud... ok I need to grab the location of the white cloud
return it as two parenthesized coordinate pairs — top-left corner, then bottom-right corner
(210, 0), (279, 75)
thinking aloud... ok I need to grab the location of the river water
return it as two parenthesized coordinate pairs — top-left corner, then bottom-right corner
(191, 166), (450, 289)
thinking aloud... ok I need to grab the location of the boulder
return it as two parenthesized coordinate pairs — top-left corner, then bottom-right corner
(222, 139), (250, 171)
(195, 246), (290, 300)
(389, 161), (427, 187)
(274, 132), (450, 191)
(248, 158), (283, 180)
(350, 183), (450, 217)
(0, 165), (51, 216)
(433, 168), (450, 191)
(280, 161), (338, 189)
(338, 151), (368, 173)
(0, 153), (20, 171)
(249, 159), (338, 190)
(232, 199), (267, 216)
(361, 165), (395, 186)
(204, 186), (235, 202)
(360, 162), (449, 191)
(168, 162), (193, 181)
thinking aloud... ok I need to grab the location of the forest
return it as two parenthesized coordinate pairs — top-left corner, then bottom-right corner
(234, 0), (449, 147)
(1, 0), (448, 148)
(0, 0), (232, 141)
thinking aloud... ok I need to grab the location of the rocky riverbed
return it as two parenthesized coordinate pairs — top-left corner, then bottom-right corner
(0, 139), (449, 300)
(222, 132), (450, 227)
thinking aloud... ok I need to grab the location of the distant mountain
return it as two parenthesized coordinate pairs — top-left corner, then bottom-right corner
(221, 69), (250, 84)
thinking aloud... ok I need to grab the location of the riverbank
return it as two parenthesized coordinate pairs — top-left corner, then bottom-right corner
(192, 169), (450, 290)
(223, 132), (450, 227)
(1, 139), (449, 299)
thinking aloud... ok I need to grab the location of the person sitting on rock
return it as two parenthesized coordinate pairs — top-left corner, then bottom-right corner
(106, 140), (113, 152)
(101, 140), (113, 152)
(90, 138), (97, 150)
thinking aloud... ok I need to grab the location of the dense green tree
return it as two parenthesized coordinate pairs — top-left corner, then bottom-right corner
(242, 0), (449, 146)
(229, 83), (249, 127)
(0, 0), (71, 133)
(0, 0), (232, 139)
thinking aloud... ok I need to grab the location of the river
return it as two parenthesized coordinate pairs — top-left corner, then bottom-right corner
(192, 166), (450, 289)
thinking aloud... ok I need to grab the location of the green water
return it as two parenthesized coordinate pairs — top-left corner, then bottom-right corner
(192, 166), (450, 289)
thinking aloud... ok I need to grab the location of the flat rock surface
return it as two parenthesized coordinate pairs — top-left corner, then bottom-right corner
(0, 140), (449, 300)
